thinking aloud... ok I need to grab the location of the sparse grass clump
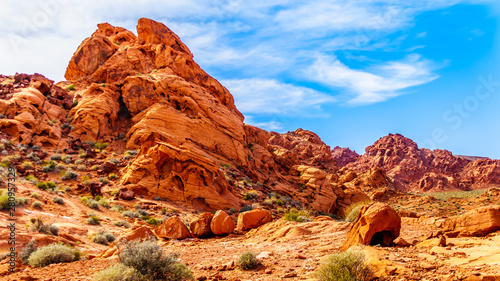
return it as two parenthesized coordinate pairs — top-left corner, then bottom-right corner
(99, 177), (110, 184)
(66, 84), (76, 91)
(119, 238), (193, 281)
(237, 252), (259, 270)
(92, 263), (143, 281)
(61, 170), (78, 180)
(0, 190), (28, 209)
(146, 218), (161, 226)
(94, 142), (109, 150)
(36, 181), (56, 191)
(21, 161), (34, 169)
(92, 230), (115, 245)
(344, 201), (371, 222)
(52, 196), (64, 204)
(81, 197), (100, 209)
(27, 243), (81, 268)
(32, 201), (42, 209)
(243, 190), (259, 200)
(313, 249), (372, 281)
(123, 210), (140, 218)
(20, 240), (37, 264)
(283, 208), (311, 222)
(87, 216), (100, 225)
(114, 220), (131, 228)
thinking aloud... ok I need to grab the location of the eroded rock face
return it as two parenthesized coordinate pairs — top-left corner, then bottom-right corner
(120, 142), (239, 209)
(269, 129), (337, 171)
(341, 202), (401, 251)
(236, 208), (272, 232)
(157, 216), (192, 240)
(332, 146), (360, 168)
(345, 133), (500, 192)
(0, 74), (73, 148)
(453, 206), (500, 237)
(63, 19), (251, 209)
(210, 210), (235, 235)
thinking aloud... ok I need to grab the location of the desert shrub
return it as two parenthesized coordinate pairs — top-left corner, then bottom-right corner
(20, 240), (37, 264)
(31, 192), (39, 199)
(124, 150), (138, 156)
(107, 158), (120, 165)
(75, 159), (84, 165)
(25, 175), (38, 182)
(52, 196), (64, 204)
(313, 249), (372, 281)
(146, 218), (160, 226)
(119, 238), (193, 281)
(92, 230), (115, 245)
(61, 170), (78, 180)
(50, 154), (62, 161)
(27, 243), (81, 267)
(99, 177), (109, 184)
(243, 190), (259, 200)
(29, 218), (49, 233)
(276, 199), (284, 206)
(108, 173), (118, 180)
(77, 164), (87, 171)
(87, 216), (100, 225)
(32, 201), (42, 209)
(98, 198), (110, 208)
(111, 204), (125, 212)
(36, 181), (56, 191)
(123, 154), (133, 160)
(283, 208), (311, 222)
(114, 220), (131, 228)
(82, 198), (100, 209)
(42, 160), (56, 172)
(123, 210), (139, 218)
(66, 84), (76, 91)
(344, 201), (371, 222)
(92, 263), (143, 281)
(137, 209), (149, 216)
(94, 142), (109, 150)
(263, 199), (273, 205)
(237, 252), (259, 270)
(0, 191), (27, 209)
(21, 161), (34, 169)
(61, 155), (72, 164)
(239, 205), (253, 213)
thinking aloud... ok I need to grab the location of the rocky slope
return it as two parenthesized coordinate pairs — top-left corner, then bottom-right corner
(339, 134), (500, 192)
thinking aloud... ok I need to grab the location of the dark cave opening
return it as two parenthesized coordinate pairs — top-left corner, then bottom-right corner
(370, 230), (395, 247)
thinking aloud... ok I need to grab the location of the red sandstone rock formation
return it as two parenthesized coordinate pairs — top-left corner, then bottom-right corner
(346, 133), (500, 192)
(332, 146), (360, 167)
(341, 202), (401, 251)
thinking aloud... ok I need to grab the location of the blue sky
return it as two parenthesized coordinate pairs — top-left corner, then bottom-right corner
(1, 1), (499, 158)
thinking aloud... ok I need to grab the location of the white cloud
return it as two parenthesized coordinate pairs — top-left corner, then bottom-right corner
(306, 54), (439, 104)
(244, 116), (284, 131)
(222, 78), (335, 115)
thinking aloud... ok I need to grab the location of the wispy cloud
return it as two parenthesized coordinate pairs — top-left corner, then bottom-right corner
(222, 78), (335, 115)
(244, 116), (284, 131)
(306, 54), (440, 104)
